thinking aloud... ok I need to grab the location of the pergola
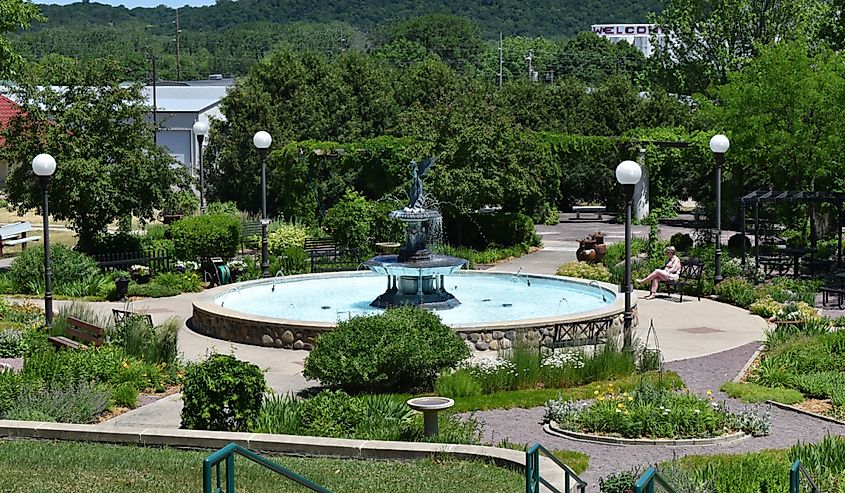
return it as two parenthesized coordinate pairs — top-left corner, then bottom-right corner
(739, 190), (845, 268)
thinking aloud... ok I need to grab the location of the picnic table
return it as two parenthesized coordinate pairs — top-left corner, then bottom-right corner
(780, 247), (817, 277)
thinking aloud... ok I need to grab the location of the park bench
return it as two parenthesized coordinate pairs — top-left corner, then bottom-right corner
(112, 308), (153, 327)
(0, 221), (40, 255)
(304, 238), (361, 273)
(820, 286), (845, 308)
(662, 258), (704, 302)
(240, 220), (262, 253)
(47, 316), (105, 350)
(570, 205), (606, 221)
(757, 254), (792, 277)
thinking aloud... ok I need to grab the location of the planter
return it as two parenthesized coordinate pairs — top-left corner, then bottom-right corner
(114, 278), (130, 300)
(133, 274), (151, 285)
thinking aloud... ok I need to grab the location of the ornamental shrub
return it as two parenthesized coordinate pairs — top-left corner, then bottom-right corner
(181, 354), (266, 431)
(303, 306), (469, 393)
(8, 245), (100, 294)
(322, 189), (372, 251)
(444, 212), (539, 249)
(714, 277), (756, 308)
(170, 213), (242, 260)
(670, 232), (693, 252)
(556, 261), (612, 282)
(267, 222), (310, 256)
(749, 296), (782, 318)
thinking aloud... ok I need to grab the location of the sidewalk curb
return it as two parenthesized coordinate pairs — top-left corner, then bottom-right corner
(0, 419), (565, 484)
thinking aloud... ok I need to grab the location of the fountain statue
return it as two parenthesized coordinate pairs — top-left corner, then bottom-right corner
(364, 157), (467, 309)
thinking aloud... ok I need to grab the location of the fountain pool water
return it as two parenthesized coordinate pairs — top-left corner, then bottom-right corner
(191, 271), (624, 350)
(210, 271), (614, 326)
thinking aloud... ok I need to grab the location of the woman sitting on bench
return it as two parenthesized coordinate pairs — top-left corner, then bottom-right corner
(636, 246), (682, 300)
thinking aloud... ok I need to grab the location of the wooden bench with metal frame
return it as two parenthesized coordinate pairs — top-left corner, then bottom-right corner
(47, 316), (105, 350)
(662, 258), (704, 302)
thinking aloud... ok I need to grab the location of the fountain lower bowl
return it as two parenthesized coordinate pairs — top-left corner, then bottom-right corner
(191, 271), (626, 351)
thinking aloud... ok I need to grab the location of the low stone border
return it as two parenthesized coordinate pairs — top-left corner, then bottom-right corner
(0, 420), (563, 484)
(732, 344), (765, 383)
(766, 400), (845, 426)
(545, 421), (748, 446)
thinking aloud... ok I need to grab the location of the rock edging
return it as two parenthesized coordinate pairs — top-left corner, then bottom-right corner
(544, 421), (748, 446)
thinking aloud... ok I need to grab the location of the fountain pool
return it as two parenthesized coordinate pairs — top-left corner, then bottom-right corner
(191, 271), (627, 351)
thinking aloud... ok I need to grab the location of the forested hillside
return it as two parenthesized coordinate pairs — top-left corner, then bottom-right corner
(31, 0), (659, 38)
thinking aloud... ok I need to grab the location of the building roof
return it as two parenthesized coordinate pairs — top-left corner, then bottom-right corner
(0, 95), (23, 146)
(141, 85), (229, 113)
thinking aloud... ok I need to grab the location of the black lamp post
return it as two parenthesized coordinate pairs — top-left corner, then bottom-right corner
(253, 131), (272, 278)
(32, 153), (56, 327)
(193, 120), (209, 213)
(616, 159), (642, 352)
(710, 134), (730, 285)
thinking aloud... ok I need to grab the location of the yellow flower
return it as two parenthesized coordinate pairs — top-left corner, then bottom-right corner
(594, 390), (600, 395)
(617, 402), (624, 408)
(623, 392), (629, 397)
(628, 396), (634, 401)
(122, 361), (129, 369)
(707, 390), (713, 395)
(623, 410), (630, 416)
(598, 396), (605, 401)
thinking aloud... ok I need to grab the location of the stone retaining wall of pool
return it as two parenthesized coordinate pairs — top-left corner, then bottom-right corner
(191, 272), (633, 351)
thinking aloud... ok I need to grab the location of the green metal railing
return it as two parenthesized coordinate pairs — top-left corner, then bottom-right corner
(790, 460), (819, 493)
(525, 443), (587, 493)
(634, 467), (678, 493)
(202, 443), (334, 493)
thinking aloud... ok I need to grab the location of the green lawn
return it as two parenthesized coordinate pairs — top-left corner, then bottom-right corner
(0, 439), (525, 493)
(720, 381), (804, 404)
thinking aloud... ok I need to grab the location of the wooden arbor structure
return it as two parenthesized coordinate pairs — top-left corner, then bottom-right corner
(739, 190), (845, 269)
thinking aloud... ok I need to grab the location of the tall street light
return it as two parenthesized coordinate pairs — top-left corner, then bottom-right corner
(616, 159), (642, 352)
(32, 153), (56, 327)
(253, 131), (272, 278)
(710, 134), (730, 285)
(193, 120), (209, 213)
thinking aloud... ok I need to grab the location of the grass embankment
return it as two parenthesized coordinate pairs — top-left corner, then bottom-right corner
(720, 381), (804, 404)
(0, 439), (525, 493)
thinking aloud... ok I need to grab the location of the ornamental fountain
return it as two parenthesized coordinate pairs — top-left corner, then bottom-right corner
(363, 157), (467, 309)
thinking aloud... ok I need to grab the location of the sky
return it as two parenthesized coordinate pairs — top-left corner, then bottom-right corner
(37, 0), (214, 7)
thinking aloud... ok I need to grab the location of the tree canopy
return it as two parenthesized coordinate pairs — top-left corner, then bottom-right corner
(0, 0), (43, 79)
(0, 60), (189, 250)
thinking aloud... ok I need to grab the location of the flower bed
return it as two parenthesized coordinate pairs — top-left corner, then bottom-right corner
(544, 381), (771, 440)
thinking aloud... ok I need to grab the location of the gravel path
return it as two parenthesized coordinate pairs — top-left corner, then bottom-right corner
(473, 342), (845, 488)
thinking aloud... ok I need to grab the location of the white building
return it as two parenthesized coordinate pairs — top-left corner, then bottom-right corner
(591, 24), (665, 57)
(141, 85), (230, 171)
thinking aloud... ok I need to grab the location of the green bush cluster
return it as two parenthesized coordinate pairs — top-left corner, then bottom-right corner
(253, 390), (481, 444)
(556, 261), (612, 282)
(659, 435), (845, 493)
(432, 243), (530, 268)
(181, 354), (266, 432)
(322, 189), (374, 251)
(545, 381), (771, 439)
(303, 307), (469, 394)
(8, 245), (100, 295)
(714, 277), (756, 307)
(266, 222), (310, 255)
(669, 233), (693, 252)
(444, 212), (540, 250)
(170, 213), (242, 260)
(0, 301), (183, 424)
(438, 342), (639, 396)
(751, 326), (845, 414)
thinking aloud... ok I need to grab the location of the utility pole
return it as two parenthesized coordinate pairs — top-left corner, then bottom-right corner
(148, 53), (158, 144)
(174, 9), (182, 81)
(524, 50), (533, 80)
(497, 32), (503, 88)
(339, 29), (347, 52)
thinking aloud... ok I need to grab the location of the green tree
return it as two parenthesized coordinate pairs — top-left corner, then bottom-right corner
(378, 14), (484, 72)
(0, 0), (43, 79)
(650, 0), (828, 93)
(0, 60), (189, 251)
(702, 42), (845, 230)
